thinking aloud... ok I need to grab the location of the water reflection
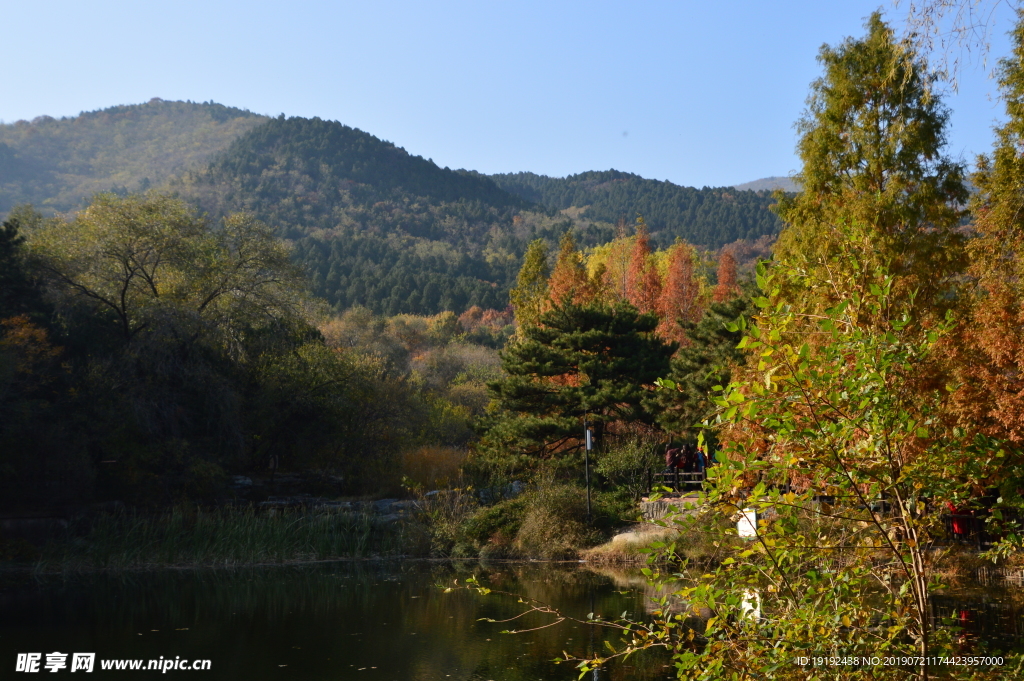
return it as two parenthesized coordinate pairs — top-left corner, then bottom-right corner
(0, 563), (672, 681)
(2, 563), (1019, 679)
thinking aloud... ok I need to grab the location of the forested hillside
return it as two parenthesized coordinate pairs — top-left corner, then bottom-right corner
(0, 100), (786, 316)
(490, 170), (782, 249)
(174, 116), (552, 315)
(0, 99), (267, 213)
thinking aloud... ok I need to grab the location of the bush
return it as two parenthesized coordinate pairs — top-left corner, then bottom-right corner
(595, 434), (662, 501)
(514, 485), (605, 560)
(455, 495), (529, 559)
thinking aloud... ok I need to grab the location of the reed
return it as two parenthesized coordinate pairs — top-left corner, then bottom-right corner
(37, 506), (411, 571)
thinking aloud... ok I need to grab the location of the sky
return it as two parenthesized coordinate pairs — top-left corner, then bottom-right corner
(1, 0), (1018, 188)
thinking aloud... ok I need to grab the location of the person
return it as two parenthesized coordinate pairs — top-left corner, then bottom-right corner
(664, 443), (682, 492)
(664, 444), (681, 470)
(680, 443), (695, 472)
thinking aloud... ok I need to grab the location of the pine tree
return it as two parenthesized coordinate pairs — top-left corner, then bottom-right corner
(483, 300), (676, 459)
(653, 290), (754, 439)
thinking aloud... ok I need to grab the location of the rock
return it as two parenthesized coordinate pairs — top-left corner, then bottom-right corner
(610, 526), (678, 546)
(373, 498), (400, 513)
(640, 495), (701, 522)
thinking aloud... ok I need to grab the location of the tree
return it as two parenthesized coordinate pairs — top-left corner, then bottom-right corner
(29, 193), (303, 348)
(947, 12), (1024, 444)
(895, 0), (1019, 86)
(508, 238), (549, 334)
(773, 12), (968, 313)
(656, 241), (703, 345)
(681, 261), (1021, 680)
(654, 288), (753, 439)
(711, 249), (739, 303)
(481, 300), (675, 463)
(624, 218), (661, 314)
(545, 231), (593, 308)
(0, 210), (49, 323)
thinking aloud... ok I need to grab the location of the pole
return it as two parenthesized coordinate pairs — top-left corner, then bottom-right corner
(584, 420), (592, 520)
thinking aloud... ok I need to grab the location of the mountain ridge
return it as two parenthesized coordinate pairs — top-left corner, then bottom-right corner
(1, 99), (785, 315)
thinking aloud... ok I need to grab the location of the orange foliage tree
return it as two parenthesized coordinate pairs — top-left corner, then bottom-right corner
(656, 242), (703, 345)
(624, 219), (661, 314)
(712, 249), (740, 303)
(944, 17), (1024, 445)
(546, 231), (594, 308)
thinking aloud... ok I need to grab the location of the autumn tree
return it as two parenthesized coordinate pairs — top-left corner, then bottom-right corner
(711, 249), (740, 303)
(545, 231), (594, 308)
(655, 241), (703, 345)
(947, 12), (1024, 445)
(624, 218), (661, 314)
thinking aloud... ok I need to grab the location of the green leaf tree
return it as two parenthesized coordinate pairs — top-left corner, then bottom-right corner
(508, 238), (549, 335)
(29, 193), (303, 349)
(662, 259), (1022, 680)
(653, 287), (754, 441)
(773, 12), (967, 314)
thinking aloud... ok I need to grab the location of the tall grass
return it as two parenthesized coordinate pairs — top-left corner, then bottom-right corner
(38, 506), (412, 571)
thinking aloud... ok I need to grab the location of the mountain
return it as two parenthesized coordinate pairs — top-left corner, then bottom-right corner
(0, 99), (268, 214)
(173, 116), (549, 316)
(732, 176), (800, 193)
(490, 170), (781, 250)
(1, 99), (787, 316)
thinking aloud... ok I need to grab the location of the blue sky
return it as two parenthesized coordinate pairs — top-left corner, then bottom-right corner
(1, 0), (1017, 187)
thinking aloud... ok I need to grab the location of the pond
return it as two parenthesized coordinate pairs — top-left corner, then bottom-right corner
(2, 562), (1021, 680)
(0, 562), (673, 681)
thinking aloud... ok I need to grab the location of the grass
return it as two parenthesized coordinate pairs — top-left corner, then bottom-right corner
(35, 506), (413, 571)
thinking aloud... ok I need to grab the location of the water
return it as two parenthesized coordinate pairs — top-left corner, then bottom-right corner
(3, 562), (1021, 679)
(0, 562), (673, 681)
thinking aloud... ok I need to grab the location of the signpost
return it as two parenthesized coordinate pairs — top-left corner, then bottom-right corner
(584, 420), (593, 520)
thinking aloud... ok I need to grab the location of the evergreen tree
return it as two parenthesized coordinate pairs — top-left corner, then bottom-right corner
(773, 12), (967, 311)
(0, 212), (49, 323)
(482, 300), (675, 460)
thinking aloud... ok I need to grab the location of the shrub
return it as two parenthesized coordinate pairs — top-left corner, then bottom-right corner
(514, 485), (604, 560)
(595, 434), (662, 501)
(456, 495), (529, 559)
